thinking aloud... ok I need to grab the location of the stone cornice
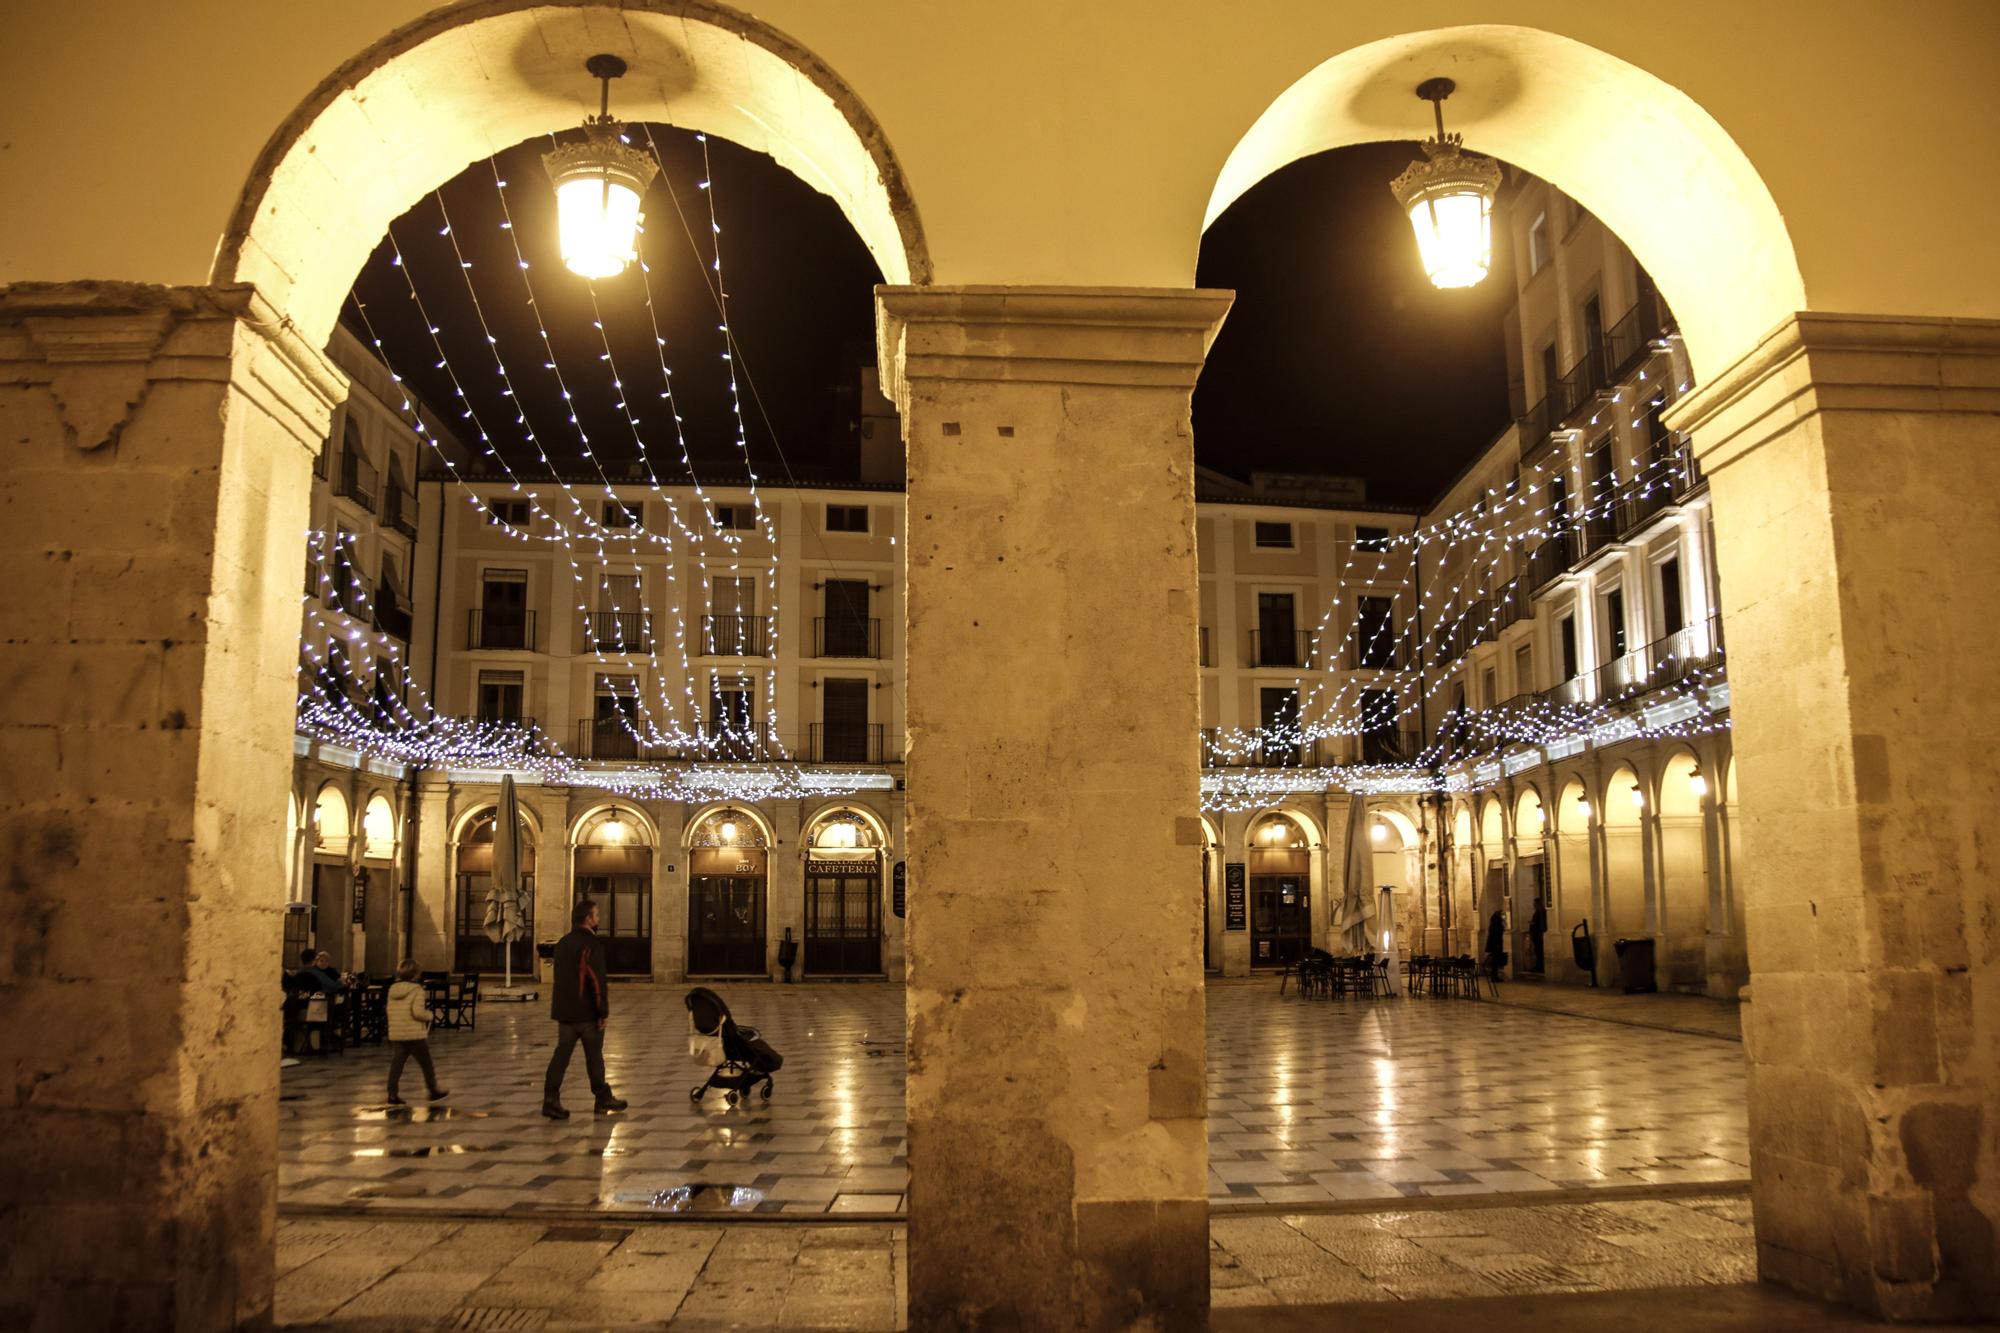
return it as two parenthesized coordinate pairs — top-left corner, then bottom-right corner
(0, 281), (345, 452)
(873, 285), (1234, 413)
(1664, 312), (2000, 474)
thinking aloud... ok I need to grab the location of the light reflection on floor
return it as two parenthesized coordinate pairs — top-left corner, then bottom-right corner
(278, 979), (1747, 1216)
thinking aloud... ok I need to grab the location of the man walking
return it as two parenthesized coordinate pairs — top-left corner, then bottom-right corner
(542, 898), (628, 1119)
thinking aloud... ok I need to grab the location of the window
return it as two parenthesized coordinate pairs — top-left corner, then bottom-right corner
(826, 504), (870, 533)
(1559, 614), (1579, 680)
(1354, 526), (1391, 553)
(712, 503), (756, 531)
(1529, 212), (1550, 274)
(329, 528), (357, 615)
(1259, 687), (1301, 767)
(477, 671), (524, 723)
(1256, 592), (1301, 667)
(1539, 341), (1560, 403)
(1604, 588), (1628, 658)
(1659, 556), (1685, 635)
(1514, 642), (1534, 696)
(1582, 295), (1605, 381)
(1355, 596), (1397, 670)
(603, 500), (642, 528)
(1253, 521), (1294, 549)
(478, 568), (529, 650)
(820, 678), (871, 762)
(487, 499), (530, 527)
(821, 579), (874, 658)
(1482, 666), (1498, 709)
(708, 675), (758, 757)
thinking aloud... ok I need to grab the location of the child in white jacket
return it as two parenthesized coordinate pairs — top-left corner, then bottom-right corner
(386, 959), (449, 1105)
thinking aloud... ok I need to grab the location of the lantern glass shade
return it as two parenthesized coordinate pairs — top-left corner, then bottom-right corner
(1405, 185), (1494, 289)
(544, 134), (659, 280)
(1389, 128), (1503, 291)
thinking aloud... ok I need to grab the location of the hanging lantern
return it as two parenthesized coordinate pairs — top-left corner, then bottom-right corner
(543, 54), (659, 280)
(1389, 78), (1502, 289)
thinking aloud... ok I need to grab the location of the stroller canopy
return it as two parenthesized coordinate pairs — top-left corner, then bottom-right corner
(685, 986), (731, 1037)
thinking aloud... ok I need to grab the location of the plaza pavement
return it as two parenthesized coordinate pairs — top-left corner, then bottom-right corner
(280, 976), (1749, 1218)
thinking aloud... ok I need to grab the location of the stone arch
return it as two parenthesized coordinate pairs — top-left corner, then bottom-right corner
(217, 0), (930, 346)
(1203, 24), (1803, 379)
(804, 801), (892, 850)
(1249, 805), (1321, 848)
(570, 802), (658, 847)
(312, 783), (351, 858)
(449, 796), (542, 844)
(682, 802), (774, 848)
(359, 790), (398, 861)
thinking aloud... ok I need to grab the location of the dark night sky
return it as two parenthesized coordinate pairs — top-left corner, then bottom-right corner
(1194, 141), (1518, 506)
(345, 131), (1515, 505)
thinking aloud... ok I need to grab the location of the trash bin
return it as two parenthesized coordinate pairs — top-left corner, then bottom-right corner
(1571, 921), (1597, 987)
(1614, 937), (1658, 994)
(535, 941), (555, 984)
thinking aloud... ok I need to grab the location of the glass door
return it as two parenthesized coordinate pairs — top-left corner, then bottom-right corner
(688, 874), (766, 974)
(1250, 874), (1308, 966)
(804, 866), (882, 975)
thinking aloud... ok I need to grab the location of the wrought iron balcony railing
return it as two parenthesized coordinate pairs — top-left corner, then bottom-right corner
(699, 614), (771, 657)
(808, 722), (888, 764)
(466, 608), (536, 651)
(335, 452), (379, 511)
(582, 611), (653, 654)
(813, 616), (881, 659)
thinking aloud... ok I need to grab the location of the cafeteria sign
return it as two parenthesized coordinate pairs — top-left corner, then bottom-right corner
(1224, 862), (1247, 931)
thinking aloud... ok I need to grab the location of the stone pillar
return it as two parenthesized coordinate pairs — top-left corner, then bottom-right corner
(409, 777), (453, 970)
(1670, 314), (2000, 1319)
(769, 802), (804, 982)
(0, 282), (340, 1328)
(878, 285), (1230, 1330)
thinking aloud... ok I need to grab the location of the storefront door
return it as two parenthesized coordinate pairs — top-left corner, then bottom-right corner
(805, 861), (882, 975)
(1250, 874), (1309, 967)
(689, 874), (766, 974)
(576, 873), (652, 974)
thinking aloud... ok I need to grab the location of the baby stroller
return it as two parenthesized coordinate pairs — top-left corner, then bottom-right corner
(684, 986), (783, 1106)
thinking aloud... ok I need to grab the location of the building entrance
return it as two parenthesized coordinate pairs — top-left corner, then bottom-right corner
(805, 860), (882, 975)
(688, 868), (766, 974)
(1248, 814), (1313, 967)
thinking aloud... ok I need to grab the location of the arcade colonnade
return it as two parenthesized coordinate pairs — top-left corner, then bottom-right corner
(1, 2), (1996, 1327)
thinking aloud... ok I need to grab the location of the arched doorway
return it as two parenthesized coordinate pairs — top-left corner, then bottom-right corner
(454, 806), (537, 975)
(573, 807), (654, 976)
(1554, 778), (1594, 982)
(1512, 786), (1550, 976)
(686, 807), (770, 976)
(1600, 764), (1648, 989)
(357, 791), (399, 974)
(802, 806), (887, 976)
(309, 785), (352, 970)
(1655, 750), (1709, 992)
(1247, 811), (1312, 967)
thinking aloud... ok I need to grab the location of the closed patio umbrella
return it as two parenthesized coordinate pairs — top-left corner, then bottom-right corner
(482, 774), (530, 991)
(1331, 791), (1377, 953)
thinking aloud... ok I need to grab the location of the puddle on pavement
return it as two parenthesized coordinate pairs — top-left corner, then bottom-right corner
(352, 1106), (491, 1121)
(352, 1143), (513, 1157)
(607, 1183), (767, 1213)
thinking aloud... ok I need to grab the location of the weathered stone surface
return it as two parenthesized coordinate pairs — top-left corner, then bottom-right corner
(0, 282), (341, 1330)
(1671, 313), (2000, 1321)
(880, 285), (1230, 1329)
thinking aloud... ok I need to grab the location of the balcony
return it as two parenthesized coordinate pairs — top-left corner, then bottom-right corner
(1247, 630), (1318, 670)
(1359, 728), (1423, 765)
(1578, 509), (1619, 559)
(1591, 649), (1652, 704)
(582, 611), (653, 655)
(574, 718), (642, 761)
(1526, 530), (1579, 590)
(1493, 578), (1526, 632)
(464, 713), (536, 734)
(814, 616), (881, 659)
(1464, 597), (1498, 648)
(466, 608), (536, 651)
(1199, 727), (1312, 768)
(1347, 637), (1409, 671)
(1669, 439), (1706, 498)
(1603, 288), (1676, 382)
(304, 560), (321, 599)
(374, 594), (412, 643)
(700, 614), (771, 657)
(1615, 485), (1671, 536)
(809, 722), (888, 764)
(383, 483), (418, 539)
(1199, 626), (1211, 668)
(335, 452), (379, 512)
(699, 721), (778, 762)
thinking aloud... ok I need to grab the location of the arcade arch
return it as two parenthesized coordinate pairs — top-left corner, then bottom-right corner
(453, 803), (540, 975)
(802, 805), (888, 976)
(1654, 749), (1709, 990)
(573, 805), (656, 975)
(684, 806), (771, 976)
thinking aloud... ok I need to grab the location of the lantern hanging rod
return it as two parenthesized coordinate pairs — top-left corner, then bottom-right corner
(584, 53), (628, 122)
(1415, 77), (1456, 142)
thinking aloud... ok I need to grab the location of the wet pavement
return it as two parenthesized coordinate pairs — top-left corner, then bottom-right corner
(279, 978), (1749, 1217)
(273, 1193), (1824, 1329)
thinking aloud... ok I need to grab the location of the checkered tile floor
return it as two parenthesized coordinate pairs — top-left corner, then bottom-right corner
(279, 978), (1747, 1217)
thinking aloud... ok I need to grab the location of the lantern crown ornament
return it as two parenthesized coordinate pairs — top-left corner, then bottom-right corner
(543, 54), (660, 280)
(1388, 77), (1503, 289)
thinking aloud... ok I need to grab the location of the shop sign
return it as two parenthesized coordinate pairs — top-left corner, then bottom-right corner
(892, 861), (907, 918)
(1224, 862), (1246, 931)
(351, 869), (367, 924)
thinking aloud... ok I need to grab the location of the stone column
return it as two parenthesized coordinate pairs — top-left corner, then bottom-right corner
(768, 802), (804, 981)
(877, 285), (1230, 1330)
(409, 777), (454, 969)
(1669, 314), (2000, 1319)
(0, 282), (340, 1328)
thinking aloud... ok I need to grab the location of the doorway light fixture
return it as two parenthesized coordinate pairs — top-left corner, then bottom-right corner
(1389, 77), (1503, 289)
(600, 809), (629, 844)
(1370, 820), (1388, 845)
(543, 54), (659, 280)
(1689, 772), (1709, 798)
